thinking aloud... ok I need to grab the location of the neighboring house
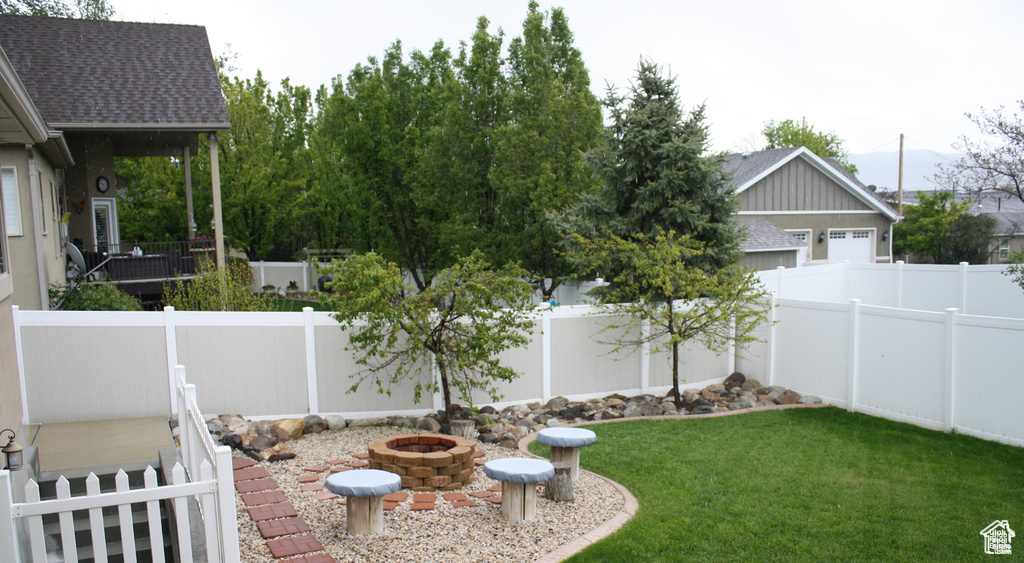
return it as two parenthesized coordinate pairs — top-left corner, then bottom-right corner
(0, 15), (230, 308)
(725, 147), (900, 267)
(970, 194), (1024, 264)
(734, 216), (807, 270)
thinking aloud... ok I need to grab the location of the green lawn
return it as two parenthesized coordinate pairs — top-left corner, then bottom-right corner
(529, 408), (1024, 562)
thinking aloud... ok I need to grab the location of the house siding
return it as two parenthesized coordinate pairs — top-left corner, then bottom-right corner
(741, 250), (798, 270)
(0, 297), (22, 434)
(744, 213), (892, 262)
(1, 145), (68, 309)
(739, 158), (873, 213)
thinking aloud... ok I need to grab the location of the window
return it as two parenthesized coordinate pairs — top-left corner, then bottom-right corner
(1, 167), (21, 236)
(852, 231), (871, 239)
(999, 239), (1010, 261)
(830, 231), (846, 240)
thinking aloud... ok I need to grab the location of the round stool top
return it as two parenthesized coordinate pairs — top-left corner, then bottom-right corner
(483, 458), (554, 484)
(537, 427), (597, 448)
(325, 469), (401, 497)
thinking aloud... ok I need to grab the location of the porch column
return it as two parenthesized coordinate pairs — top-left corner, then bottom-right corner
(209, 133), (225, 271)
(183, 145), (195, 241)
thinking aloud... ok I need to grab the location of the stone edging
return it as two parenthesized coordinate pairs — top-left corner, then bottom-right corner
(519, 402), (832, 562)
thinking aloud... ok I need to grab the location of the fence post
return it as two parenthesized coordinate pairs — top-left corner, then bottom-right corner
(640, 318), (651, 394)
(184, 383), (200, 480)
(215, 445), (240, 563)
(259, 261), (266, 289)
(541, 307), (552, 403)
(303, 307), (319, 414)
(0, 470), (21, 562)
(895, 261), (904, 309)
(775, 266), (785, 298)
(302, 261), (310, 292)
(846, 299), (861, 412)
(944, 308), (958, 432)
(767, 293), (777, 386)
(13, 305), (29, 427)
(959, 262), (969, 314)
(843, 260), (851, 303)
(727, 317), (737, 375)
(165, 306), (180, 414)
(175, 365), (190, 481)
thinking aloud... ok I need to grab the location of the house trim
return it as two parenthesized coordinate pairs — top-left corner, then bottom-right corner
(51, 122), (231, 131)
(744, 245), (806, 253)
(733, 147), (900, 221)
(737, 210), (880, 216)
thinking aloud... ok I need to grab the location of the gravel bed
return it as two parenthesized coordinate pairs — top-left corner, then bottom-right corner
(235, 426), (624, 562)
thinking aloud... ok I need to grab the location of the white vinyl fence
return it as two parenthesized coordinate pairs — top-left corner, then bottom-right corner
(0, 366), (238, 562)
(13, 304), (733, 425)
(736, 294), (1024, 447)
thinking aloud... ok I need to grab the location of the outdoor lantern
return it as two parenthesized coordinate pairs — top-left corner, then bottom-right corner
(1, 429), (24, 471)
(818, 231), (826, 244)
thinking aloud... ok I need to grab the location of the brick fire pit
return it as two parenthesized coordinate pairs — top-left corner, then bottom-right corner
(366, 434), (476, 491)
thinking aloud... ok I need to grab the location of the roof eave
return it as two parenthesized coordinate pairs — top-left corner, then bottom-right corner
(738, 147), (901, 221)
(742, 246), (805, 253)
(0, 46), (49, 143)
(52, 122), (232, 131)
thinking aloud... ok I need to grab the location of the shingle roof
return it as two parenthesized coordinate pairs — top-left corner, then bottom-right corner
(722, 147), (801, 188)
(0, 15), (229, 129)
(985, 212), (1024, 236)
(723, 147), (898, 216)
(735, 216), (806, 251)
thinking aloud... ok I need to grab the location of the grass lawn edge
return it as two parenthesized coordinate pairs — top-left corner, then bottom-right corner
(518, 402), (831, 562)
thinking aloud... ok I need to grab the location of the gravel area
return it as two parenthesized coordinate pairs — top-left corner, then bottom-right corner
(235, 426), (624, 562)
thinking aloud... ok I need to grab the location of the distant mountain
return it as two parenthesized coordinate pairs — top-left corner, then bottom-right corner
(849, 150), (963, 193)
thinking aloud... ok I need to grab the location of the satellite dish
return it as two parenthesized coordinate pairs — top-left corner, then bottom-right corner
(66, 242), (87, 277)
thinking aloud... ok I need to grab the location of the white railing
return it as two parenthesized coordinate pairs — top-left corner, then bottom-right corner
(0, 366), (238, 562)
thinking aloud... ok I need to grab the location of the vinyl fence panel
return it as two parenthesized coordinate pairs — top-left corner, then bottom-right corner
(953, 315), (1024, 442)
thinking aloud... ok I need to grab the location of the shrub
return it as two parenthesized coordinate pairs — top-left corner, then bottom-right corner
(49, 283), (143, 311)
(163, 261), (272, 311)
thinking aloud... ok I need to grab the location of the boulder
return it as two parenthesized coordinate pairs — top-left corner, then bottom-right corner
(275, 418), (306, 441)
(706, 384), (726, 393)
(558, 405), (583, 418)
(478, 405), (498, 415)
(252, 420), (280, 439)
(545, 418), (563, 428)
(416, 417), (441, 432)
(798, 395), (822, 404)
(639, 404), (663, 417)
(701, 389), (721, 402)
(727, 396), (756, 411)
(250, 434), (278, 451)
(477, 431), (496, 444)
(605, 398), (625, 407)
(545, 396), (569, 411)
(692, 405), (714, 415)
(778, 390), (801, 405)
(348, 417), (385, 428)
(741, 379), (766, 394)
(324, 415), (347, 430)
(302, 415), (329, 434)
(498, 437), (519, 449)
(386, 416), (415, 428)
(723, 371), (746, 389)
(622, 404), (642, 418)
(507, 425), (529, 439)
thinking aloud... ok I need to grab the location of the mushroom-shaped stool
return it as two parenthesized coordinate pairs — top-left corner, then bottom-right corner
(483, 458), (554, 521)
(536, 427), (597, 481)
(325, 469), (402, 534)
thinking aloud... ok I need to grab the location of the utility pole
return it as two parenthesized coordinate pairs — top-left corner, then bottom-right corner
(897, 133), (904, 215)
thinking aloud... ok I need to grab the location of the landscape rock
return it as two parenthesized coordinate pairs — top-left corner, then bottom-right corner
(348, 417), (385, 428)
(275, 418), (306, 441)
(545, 396), (569, 411)
(498, 437), (519, 449)
(798, 395), (822, 404)
(416, 417), (442, 432)
(250, 435), (277, 451)
(302, 415), (329, 434)
(723, 371), (746, 389)
(324, 415), (347, 430)
(778, 390), (801, 405)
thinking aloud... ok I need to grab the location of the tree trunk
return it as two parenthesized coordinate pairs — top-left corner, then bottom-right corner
(450, 420), (476, 440)
(436, 354), (452, 414)
(668, 304), (682, 408)
(544, 462), (574, 502)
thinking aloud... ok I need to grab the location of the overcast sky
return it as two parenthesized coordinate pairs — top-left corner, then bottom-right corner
(113, 0), (1023, 158)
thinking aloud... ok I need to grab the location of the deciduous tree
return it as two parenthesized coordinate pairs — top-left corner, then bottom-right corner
(318, 251), (537, 414)
(936, 100), (1024, 205)
(893, 190), (995, 263)
(565, 229), (769, 407)
(762, 117), (858, 174)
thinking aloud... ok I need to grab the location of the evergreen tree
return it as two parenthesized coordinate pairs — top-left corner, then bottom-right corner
(555, 60), (740, 273)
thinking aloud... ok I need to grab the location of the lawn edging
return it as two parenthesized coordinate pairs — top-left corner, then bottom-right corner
(520, 402), (831, 562)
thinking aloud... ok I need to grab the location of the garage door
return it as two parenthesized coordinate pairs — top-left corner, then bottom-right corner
(828, 230), (873, 263)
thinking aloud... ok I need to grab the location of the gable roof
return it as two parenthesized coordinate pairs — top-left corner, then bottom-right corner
(735, 216), (806, 252)
(0, 15), (229, 130)
(724, 146), (900, 221)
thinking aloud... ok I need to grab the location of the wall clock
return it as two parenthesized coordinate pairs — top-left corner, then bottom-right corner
(96, 176), (109, 193)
